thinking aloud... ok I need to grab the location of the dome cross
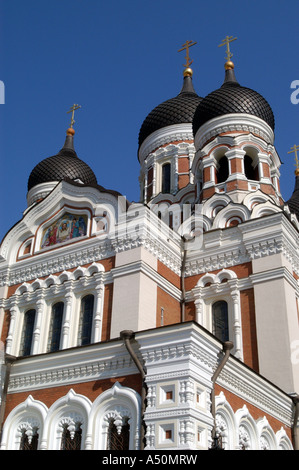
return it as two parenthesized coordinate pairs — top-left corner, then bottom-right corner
(288, 144), (299, 174)
(218, 35), (237, 62)
(67, 104), (81, 129)
(178, 40), (197, 69)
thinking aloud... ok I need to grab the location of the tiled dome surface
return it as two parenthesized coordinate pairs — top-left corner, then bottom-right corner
(138, 75), (202, 148)
(28, 146), (97, 191)
(193, 72), (275, 135)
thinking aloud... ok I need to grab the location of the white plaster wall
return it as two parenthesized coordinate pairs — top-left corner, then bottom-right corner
(252, 255), (299, 394)
(110, 247), (157, 338)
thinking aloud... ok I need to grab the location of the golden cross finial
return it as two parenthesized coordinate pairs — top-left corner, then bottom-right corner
(67, 104), (81, 128)
(178, 40), (197, 68)
(218, 35), (237, 62)
(288, 144), (299, 171)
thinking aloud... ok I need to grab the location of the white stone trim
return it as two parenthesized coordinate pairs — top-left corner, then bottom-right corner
(194, 114), (275, 151)
(138, 123), (194, 164)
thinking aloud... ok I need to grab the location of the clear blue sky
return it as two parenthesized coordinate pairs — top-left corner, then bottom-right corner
(0, 0), (299, 241)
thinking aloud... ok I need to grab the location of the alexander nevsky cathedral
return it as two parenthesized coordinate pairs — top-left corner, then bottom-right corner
(0, 38), (298, 451)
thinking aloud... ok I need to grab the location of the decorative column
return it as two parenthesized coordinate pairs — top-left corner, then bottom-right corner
(6, 301), (18, 355)
(192, 286), (203, 325)
(61, 283), (73, 349)
(32, 292), (45, 354)
(230, 282), (242, 360)
(152, 160), (157, 197)
(92, 281), (104, 343)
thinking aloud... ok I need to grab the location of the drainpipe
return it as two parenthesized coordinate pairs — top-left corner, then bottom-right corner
(291, 395), (299, 450)
(0, 354), (16, 445)
(120, 330), (147, 450)
(210, 341), (234, 450)
(181, 237), (187, 323)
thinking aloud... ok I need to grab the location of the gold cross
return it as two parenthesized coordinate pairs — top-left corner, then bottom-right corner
(288, 144), (299, 170)
(67, 104), (81, 128)
(178, 40), (197, 68)
(218, 35), (237, 61)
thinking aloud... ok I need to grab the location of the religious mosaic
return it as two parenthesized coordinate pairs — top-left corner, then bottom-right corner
(41, 212), (88, 249)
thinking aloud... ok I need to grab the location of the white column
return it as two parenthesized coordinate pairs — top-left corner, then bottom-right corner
(92, 282), (104, 343)
(6, 303), (18, 355)
(61, 284), (73, 349)
(152, 160), (157, 196)
(230, 285), (242, 360)
(32, 293), (45, 354)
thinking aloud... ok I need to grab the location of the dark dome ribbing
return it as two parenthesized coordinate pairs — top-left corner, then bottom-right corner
(28, 133), (97, 191)
(193, 67), (275, 135)
(286, 175), (299, 220)
(138, 74), (202, 149)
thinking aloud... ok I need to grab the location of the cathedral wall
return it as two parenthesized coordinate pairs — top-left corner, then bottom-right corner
(110, 247), (158, 338)
(101, 283), (113, 341)
(240, 289), (258, 371)
(214, 384), (293, 441)
(156, 286), (181, 326)
(184, 261), (252, 291)
(3, 373), (142, 423)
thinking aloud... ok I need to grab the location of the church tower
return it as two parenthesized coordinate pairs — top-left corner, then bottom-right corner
(138, 41), (201, 226)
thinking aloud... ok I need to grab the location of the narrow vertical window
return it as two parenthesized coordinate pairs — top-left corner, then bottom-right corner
(47, 302), (64, 352)
(244, 155), (259, 181)
(212, 301), (229, 342)
(107, 418), (130, 450)
(78, 294), (94, 346)
(162, 163), (171, 193)
(19, 309), (36, 356)
(216, 157), (229, 184)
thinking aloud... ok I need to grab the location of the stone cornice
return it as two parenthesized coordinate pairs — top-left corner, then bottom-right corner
(138, 123), (194, 164)
(185, 213), (299, 276)
(7, 339), (141, 393)
(194, 113), (275, 151)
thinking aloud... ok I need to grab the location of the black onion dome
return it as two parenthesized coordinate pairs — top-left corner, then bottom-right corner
(28, 131), (97, 191)
(193, 67), (275, 135)
(138, 73), (202, 149)
(286, 174), (299, 220)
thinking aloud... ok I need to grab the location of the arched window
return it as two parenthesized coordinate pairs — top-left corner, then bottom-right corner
(19, 427), (39, 450)
(19, 309), (36, 356)
(212, 301), (229, 342)
(78, 294), (94, 346)
(244, 155), (259, 181)
(106, 418), (130, 450)
(216, 157), (229, 184)
(162, 163), (171, 193)
(60, 422), (82, 450)
(47, 302), (64, 352)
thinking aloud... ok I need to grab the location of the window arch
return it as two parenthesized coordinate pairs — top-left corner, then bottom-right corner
(162, 163), (171, 193)
(216, 156), (229, 184)
(212, 301), (229, 342)
(78, 294), (94, 346)
(47, 302), (64, 352)
(19, 309), (36, 356)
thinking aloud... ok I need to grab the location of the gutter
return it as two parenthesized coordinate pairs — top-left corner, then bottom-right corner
(181, 237), (187, 323)
(210, 341), (234, 450)
(0, 354), (16, 444)
(120, 330), (147, 450)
